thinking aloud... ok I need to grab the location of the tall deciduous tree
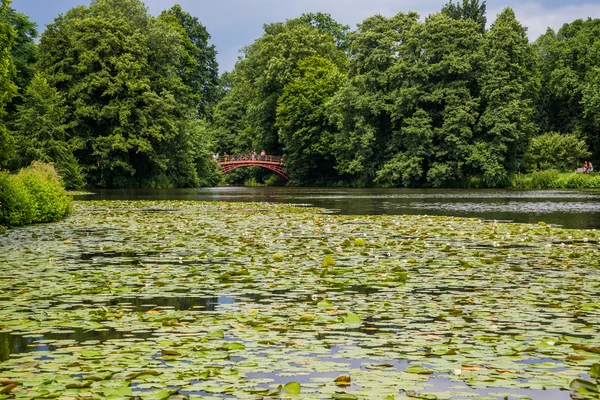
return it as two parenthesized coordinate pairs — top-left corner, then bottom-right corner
(473, 8), (537, 186)
(534, 18), (600, 162)
(329, 12), (421, 186)
(159, 5), (219, 118)
(276, 56), (344, 185)
(236, 20), (345, 154)
(0, 0), (16, 167)
(442, 0), (487, 34)
(0, 5), (36, 96)
(11, 73), (85, 188)
(418, 13), (482, 187)
(38, 0), (217, 188)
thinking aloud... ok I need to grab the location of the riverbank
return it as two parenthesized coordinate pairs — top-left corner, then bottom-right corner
(1, 201), (598, 399)
(511, 170), (600, 189)
(0, 162), (72, 227)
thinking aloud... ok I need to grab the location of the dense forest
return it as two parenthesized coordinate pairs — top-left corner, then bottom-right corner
(0, 0), (598, 188)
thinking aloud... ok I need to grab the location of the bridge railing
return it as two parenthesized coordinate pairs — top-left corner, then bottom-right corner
(214, 155), (282, 163)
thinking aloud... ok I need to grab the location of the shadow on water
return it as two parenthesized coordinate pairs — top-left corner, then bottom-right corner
(75, 187), (600, 229)
(0, 328), (155, 362)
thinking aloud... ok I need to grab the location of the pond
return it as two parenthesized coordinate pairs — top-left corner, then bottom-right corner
(76, 187), (600, 229)
(1, 200), (599, 399)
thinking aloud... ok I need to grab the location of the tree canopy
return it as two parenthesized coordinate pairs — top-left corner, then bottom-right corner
(1, 0), (599, 188)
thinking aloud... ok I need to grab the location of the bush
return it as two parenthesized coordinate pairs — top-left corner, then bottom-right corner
(531, 169), (560, 189)
(0, 171), (35, 226)
(0, 162), (71, 226)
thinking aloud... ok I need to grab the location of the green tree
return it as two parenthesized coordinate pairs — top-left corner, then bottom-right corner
(293, 12), (351, 52)
(0, 5), (37, 96)
(442, 0), (487, 34)
(38, 0), (217, 188)
(0, 0), (17, 167)
(418, 13), (482, 187)
(330, 12), (421, 186)
(534, 18), (600, 162)
(11, 73), (85, 188)
(472, 7), (537, 186)
(524, 132), (590, 171)
(159, 5), (219, 118)
(276, 56), (345, 185)
(234, 20), (346, 154)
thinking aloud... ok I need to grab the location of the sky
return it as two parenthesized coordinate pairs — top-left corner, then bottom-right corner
(11, 0), (600, 73)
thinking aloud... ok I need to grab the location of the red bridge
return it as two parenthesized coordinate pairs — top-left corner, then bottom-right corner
(215, 155), (289, 180)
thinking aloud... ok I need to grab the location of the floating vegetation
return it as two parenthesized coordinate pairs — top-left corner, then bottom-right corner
(0, 201), (599, 399)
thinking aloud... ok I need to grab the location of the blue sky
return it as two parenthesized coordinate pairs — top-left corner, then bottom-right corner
(11, 0), (600, 73)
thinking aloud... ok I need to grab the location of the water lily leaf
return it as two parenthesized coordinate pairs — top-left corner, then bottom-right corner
(405, 366), (434, 375)
(332, 393), (358, 400)
(570, 378), (599, 393)
(323, 255), (335, 267)
(342, 312), (362, 324)
(317, 299), (334, 309)
(334, 375), (351, 387)
(354, 238), (365, 247)
(220, 342), (245, 351)
(204, 330), (225, 340)
(590, 363), (600, 379)
(283, 382), (301, 394)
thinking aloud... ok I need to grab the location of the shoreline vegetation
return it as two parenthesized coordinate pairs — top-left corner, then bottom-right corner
(0, 161), (71, 228)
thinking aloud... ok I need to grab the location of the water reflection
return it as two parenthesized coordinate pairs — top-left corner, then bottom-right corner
(75, 187), (600, 229)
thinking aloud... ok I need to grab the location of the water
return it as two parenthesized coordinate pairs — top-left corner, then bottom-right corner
(76, 187), (600, 229)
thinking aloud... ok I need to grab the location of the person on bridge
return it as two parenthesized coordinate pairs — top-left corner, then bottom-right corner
(252, 151), (257, 160)
(260, 150), (266, 161)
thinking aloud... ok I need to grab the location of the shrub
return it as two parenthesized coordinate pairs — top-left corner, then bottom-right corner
(531, 169), (559, 189)
(17, 162), (71, 223)
(0, 171), (35, 226)
(0, 162), (71, 227)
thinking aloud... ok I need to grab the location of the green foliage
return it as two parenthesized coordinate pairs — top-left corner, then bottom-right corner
(511, 171), (600, 189)
(0, 4), (37, 100)
(16, 161), (71, 223)
(159, 5), (219, 118)
(441, 0), (487, 34)
(0, 161), (71, 226)
(11, 73), (85, 189)
(0, 0), (17, 168)
(473, 8), (537, 187)
(37, 0), (217, 188)
(530, 169), (559, 189)
(524, 132), (591, 172)
(0, 169), (34, 225)
(534, 18), (600, 162)
(276, 56), (344, 185)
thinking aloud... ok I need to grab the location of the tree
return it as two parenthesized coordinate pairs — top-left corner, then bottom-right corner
(0, 5), (37, 96)
(159, 5), (219, 118)
(416, 13), (482, 187)
(534, 18), (600, 162)
(37, 0), (218, 188)
(524, 132), (590, 171)
(442, 0), (487, 34)
(0, 0), (17, 167)
(472, 7), (537, 186)
(293, 12), (351, 52)
(329, 12), (421, 186)
(11, 73), (85, 188)
(236, 20), (345, 155)
(276, 56), (344, 185)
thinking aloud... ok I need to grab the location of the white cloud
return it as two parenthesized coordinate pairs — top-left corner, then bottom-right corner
(15, 0), (600, 72)
(489, 2), (600, 40)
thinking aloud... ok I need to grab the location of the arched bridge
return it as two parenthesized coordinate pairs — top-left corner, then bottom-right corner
(215, 155), (289, 180)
